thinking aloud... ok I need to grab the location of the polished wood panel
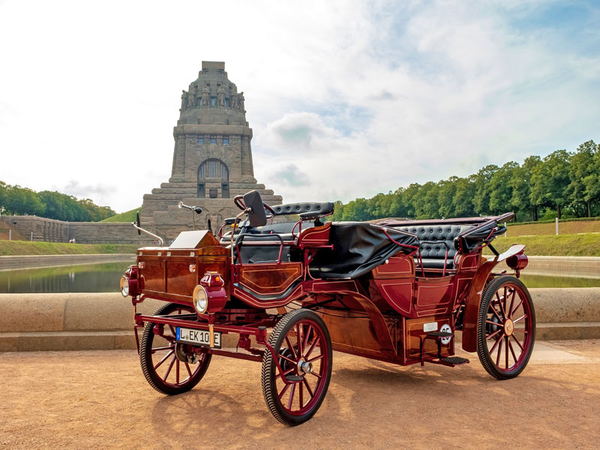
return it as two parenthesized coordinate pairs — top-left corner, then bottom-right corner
(372, 254), (414, 279)
(405, 316), (453, 361)
(238, 262), (302, 295)
(298, 222), (332, 246)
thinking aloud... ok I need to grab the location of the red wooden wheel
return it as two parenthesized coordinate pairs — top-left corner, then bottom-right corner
(140, 302), (211, 395)
(261, 309), (332, 425)
(477, 276), (536, 380)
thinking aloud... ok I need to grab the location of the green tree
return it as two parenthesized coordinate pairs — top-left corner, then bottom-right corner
(530, 150), (572, 219)
(568, 140), (599, 217)
(452, 176), (476, 217)
(437, 177), (458, 218)
(489, 161), (519, 215)
(472, 165), (499, 215)
(509, 156), (541, 221)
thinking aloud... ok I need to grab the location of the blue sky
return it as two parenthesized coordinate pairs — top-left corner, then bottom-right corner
(0, 0), (599, 212)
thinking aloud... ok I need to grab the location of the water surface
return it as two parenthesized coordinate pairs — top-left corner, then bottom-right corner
(0, 263), (598, 293)
(0, 262), (131, 293)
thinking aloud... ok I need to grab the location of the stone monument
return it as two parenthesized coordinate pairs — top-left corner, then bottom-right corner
(140, 62), (282, 242)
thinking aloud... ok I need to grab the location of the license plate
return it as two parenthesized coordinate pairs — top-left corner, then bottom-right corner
(176, 327), (221, 348)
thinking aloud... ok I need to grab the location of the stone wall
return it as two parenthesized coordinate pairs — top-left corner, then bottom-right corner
(0, 216), (154, 245)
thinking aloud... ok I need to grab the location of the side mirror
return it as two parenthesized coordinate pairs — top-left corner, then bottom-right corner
(243, 190), (267, 227)
(136, 212), (141, 236)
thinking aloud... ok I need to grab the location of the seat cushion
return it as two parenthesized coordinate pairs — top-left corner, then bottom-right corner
(396, 224), (473, 269)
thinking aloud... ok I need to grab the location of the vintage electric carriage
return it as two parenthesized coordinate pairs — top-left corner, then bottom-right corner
(120, 190), (535, 425)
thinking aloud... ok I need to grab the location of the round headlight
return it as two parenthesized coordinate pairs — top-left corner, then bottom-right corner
(192, 285), (208, 314)
(120, 276), (130, 297)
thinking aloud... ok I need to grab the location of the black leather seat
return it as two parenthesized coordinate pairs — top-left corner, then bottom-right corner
(396, 224), (473, 269)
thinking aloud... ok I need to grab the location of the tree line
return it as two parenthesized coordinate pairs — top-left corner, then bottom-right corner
(330, 140), (600, 223)
(0, 181), (116, 222)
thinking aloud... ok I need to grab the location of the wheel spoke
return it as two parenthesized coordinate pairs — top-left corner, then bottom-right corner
(279, 354), (297, 365)
(151, 345), (173, 353)
(302, 325), (312, 357)
(296, 324), (303, 356)
(489, 333), (503, 354)
(507, 289), (516, 319)
(495, 338), (503, 366)
(287, 383), (296, 411)
(307, 353), (324, 363)
(275, 367), (295, 380)
(184, 361), (193, 378)
(299, 381), (304, 409)
(154, 350), (174, 370)
(486, 328), (503, 341)
(163, 354), (177, 381)
(505, 336), (509, 369)
(285, 336), (297, 359)
(302, 377), (314, 399)
(304, 336), (320, 360)
(309, 371), (322, 379)
(509, 339), (518, 364)
(497, 289), (507, 319)
(511, 298), (524, 318)
(511, 333), (524, 351)
(176, 359), (180, 385)
(278, 382), (290, 400)
(513, 314), (527, 324)
(489, 306), (503, 323)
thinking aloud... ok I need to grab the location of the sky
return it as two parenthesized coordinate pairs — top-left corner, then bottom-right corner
(1, 0), (599, 213)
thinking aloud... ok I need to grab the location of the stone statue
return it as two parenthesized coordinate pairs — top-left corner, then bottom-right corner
(217, 85), (225, 107)
(202, 85), (210, 107)
(238, 92), (245, 111)
(188, 92), (196, 109)
(231, 94), (239, 109)
(180, 90), (188, 112)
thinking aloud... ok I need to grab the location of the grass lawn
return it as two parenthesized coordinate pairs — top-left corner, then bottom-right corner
(0, 240), (138, 256)
(101, 208), (141, 223)
(486, 233), (600, 257)
(507, 219), (600, 237)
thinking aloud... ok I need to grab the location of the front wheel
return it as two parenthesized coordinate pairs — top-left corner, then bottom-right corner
(477, 276), (536, 380)
(140, 302), (212, 395)
(261, 309), (332, 425)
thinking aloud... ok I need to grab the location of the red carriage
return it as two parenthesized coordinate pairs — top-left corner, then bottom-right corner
(120, 190), (535, 425)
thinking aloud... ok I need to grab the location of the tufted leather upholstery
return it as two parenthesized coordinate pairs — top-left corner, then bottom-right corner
(272, 202), (335, 217)
(396, 224), (473, 269)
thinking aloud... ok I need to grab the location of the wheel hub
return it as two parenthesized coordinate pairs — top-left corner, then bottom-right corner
(298, 359), (313, 374)
(504, 319), (514, 336)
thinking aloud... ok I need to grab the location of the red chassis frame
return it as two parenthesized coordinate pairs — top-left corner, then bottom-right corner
(123, 211), (535, 425)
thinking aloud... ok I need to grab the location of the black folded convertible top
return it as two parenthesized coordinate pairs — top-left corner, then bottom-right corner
(309, 222), (419, 280)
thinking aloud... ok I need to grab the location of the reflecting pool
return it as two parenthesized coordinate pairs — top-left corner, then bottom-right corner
(0, 263), (598, 293)
(0, 262), (132, 293)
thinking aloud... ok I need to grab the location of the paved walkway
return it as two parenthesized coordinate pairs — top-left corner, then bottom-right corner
(1, 340), (599, 449)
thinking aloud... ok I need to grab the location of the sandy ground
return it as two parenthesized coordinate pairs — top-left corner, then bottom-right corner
(1, 340), (599, 449)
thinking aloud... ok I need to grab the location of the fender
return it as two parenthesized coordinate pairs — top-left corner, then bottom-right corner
(461, 244), (526, 352)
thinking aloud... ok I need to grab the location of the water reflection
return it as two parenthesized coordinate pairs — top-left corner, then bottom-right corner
(0, 262), (132, 293)
(0, 263), (598, 293)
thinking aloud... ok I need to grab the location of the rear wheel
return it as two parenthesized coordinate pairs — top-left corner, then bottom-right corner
(477, 276), (535, 380)
(140, 302), (212, 395)
(261, 309), (332, 425)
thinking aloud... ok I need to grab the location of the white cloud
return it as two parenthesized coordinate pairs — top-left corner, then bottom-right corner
(0, 0), (598, 212)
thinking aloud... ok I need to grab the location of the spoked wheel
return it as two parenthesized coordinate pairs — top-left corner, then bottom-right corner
(477, 276), (536, 380)
(261, 309), (332, 425)
(140, 302), (212, 395)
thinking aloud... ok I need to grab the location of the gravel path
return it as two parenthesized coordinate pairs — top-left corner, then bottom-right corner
(1, 340), (599, 449)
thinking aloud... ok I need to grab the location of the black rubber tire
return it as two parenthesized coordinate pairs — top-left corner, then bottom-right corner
(477, 276), (536, 380)
(140, 302), (212, 395)
(261, 309), (332, 426)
